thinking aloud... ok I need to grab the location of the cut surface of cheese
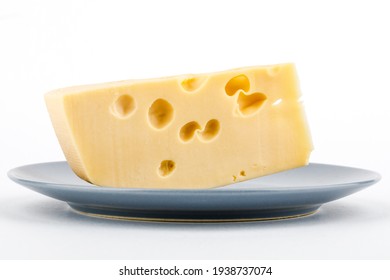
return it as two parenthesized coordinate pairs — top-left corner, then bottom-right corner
(45, 64), (312, 189)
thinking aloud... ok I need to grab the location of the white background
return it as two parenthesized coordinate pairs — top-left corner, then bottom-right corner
(0, 0), (389, 260)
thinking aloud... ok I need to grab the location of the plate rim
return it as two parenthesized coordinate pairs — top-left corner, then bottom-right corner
(6, 161), (382, 221)
(7, 161), (382, 193)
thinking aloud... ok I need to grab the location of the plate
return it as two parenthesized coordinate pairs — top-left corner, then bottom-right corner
(7, 162), (380, 222)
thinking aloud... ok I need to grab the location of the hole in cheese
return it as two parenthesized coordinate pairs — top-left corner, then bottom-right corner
(180, 76), (207, 92)
(158, 160), (176, 177)
(237, 91), (267, 116)
(225, 74), (250, 96)
(199, 119), (220, 141)
(240, 170), (246, 176)
(179, 121), (201, 142)
(110, 94), (136, 118)
(148, 99), (174, 129)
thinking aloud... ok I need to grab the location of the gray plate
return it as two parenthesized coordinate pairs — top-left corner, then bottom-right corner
(7, 162), (381, 222)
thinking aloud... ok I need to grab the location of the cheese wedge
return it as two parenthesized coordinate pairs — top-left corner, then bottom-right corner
(45, 64), (312, 189)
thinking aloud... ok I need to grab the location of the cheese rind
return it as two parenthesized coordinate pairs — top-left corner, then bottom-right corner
(45, 64), (313, 189)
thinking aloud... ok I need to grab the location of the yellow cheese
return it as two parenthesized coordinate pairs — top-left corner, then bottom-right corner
(45, 64), (312, 189)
